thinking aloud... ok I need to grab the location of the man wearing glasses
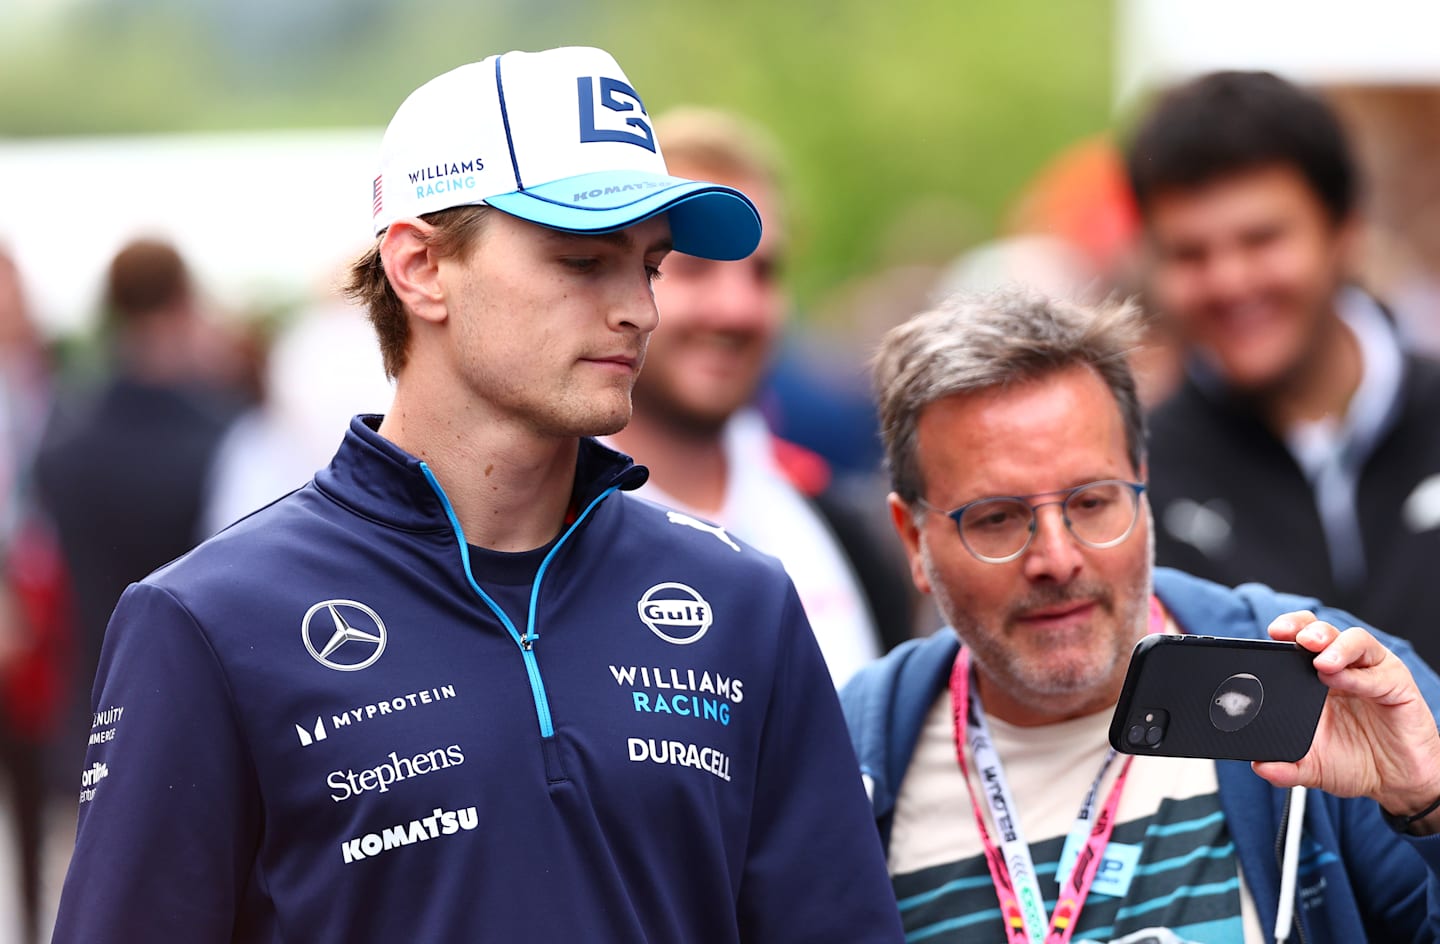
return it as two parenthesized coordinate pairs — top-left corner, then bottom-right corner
(842, 289), (1440, 943)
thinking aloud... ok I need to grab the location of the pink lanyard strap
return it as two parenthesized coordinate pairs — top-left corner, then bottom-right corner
(948, 596), (1165, 944)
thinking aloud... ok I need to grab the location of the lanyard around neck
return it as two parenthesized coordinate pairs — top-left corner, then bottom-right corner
(948, 596), (1164, 944)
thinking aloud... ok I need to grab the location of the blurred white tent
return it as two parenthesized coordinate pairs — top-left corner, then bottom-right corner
(0, 128), (381, 337)
(1116, 0), (1440, 105)
(1116, 0), (1440, 352)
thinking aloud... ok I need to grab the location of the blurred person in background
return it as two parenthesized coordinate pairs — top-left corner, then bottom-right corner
(33, 238), (244, 775)
(200, 293), (394, 536)
(934, 135), (1182, 413)
(1003, 134), (1183, 411)
(606, 106), (914, 683)
(1128, 71), (1440, 666)
(0, 248), (70, 944)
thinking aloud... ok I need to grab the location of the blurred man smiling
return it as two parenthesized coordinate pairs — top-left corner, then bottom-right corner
(1130, 71), (1440, 666)
(609, 107), (911, 684)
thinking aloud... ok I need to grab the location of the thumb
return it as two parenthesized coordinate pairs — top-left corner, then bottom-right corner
(1252, 759), (1303, 789)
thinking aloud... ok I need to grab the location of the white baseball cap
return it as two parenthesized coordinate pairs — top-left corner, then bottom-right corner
(371, 46), (762, 261)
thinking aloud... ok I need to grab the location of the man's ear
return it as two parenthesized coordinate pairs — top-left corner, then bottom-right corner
(379, 220), (448, 326)
(888, 492), (932, 596)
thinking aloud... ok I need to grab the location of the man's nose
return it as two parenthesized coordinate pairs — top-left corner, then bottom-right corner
(1020, 502), (1083, 583)
(614, 273), (661, 334)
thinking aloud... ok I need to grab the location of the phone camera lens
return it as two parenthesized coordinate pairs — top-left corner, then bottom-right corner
(1123, 708), (1168, 751)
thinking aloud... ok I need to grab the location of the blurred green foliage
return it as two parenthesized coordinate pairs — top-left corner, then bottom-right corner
(0, 0), (1113, 318)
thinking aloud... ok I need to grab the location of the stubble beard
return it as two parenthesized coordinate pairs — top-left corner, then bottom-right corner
(928, 556), (1153, 717)
(630, 372), (733, 440)
(587, 400), (634, 438)
(526, 373), (638, 441)
(578, 378), (641, 439)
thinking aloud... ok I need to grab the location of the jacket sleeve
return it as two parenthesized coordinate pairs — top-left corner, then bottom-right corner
(51, 581), (262, 943)
(1330, 803), (1440, 940)
(1361, 622), (1440, 939)
(735, 586), (905, 943)
(1317, 601), (1440, 940)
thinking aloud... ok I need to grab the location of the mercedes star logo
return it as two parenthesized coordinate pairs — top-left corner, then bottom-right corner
(302, 600), (387, 672)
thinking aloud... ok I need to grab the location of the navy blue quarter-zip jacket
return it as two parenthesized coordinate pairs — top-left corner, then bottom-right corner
(53, 415), (903, 943)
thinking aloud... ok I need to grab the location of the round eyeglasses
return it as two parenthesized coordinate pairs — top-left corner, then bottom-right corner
(915, 480), (1147, 564)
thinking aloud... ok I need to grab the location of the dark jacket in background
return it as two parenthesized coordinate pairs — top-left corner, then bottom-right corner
(1146, 354), (1440, 669)
(33, 375), (237, 764)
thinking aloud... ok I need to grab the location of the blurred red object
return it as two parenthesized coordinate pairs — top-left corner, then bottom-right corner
(1007, 134), (1141, 277)
(2, 518), (73, 742)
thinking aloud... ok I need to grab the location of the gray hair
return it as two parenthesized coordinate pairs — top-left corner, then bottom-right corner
(873, 289), (1147, 503)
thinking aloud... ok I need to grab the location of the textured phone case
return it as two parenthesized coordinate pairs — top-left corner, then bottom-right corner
(1108, 634), (1329, 762)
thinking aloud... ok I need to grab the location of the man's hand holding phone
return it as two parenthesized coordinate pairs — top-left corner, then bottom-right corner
(1256, 612), (1440, 835)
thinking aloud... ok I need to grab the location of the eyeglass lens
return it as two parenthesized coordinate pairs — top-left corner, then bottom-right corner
(961, 481), (1138, 561)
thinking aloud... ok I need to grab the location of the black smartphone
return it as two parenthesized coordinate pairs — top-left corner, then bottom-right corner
(1108, 634), (1329, 762)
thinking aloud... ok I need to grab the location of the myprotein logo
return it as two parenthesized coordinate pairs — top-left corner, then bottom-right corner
(637, 583), (712, 645)
(293, 684), (458, 749)
(296, 717), (327, 747)
(302, 600), (387, 672)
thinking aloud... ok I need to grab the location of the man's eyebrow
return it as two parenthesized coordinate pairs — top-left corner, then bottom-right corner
(542, 228), (673, 255)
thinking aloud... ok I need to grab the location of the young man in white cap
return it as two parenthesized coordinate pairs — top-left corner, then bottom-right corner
(51, 47), (903, 943)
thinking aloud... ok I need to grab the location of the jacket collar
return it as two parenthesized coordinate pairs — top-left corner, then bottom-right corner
(313, 415), (648, 534)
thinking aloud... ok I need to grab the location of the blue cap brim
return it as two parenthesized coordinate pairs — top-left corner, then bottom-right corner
(484, 171), (761, 261)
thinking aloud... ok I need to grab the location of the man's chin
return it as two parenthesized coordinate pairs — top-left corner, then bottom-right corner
(1013, 646), (1125, 698)
(564, 396), (635, 439)
(585, 404), (636, 438)
(633, 394), (734, 438)
(1204, 341), (1305, 393)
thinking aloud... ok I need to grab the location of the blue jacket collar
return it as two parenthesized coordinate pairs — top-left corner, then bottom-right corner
(313, 415), (648, 534)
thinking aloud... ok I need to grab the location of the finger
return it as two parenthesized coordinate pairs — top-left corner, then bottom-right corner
(1267, 611), (1319, 643)
(1310, 626), (1386, 675)
(1292, 619), (1342, 657)
(1310, 628), (1420, 706)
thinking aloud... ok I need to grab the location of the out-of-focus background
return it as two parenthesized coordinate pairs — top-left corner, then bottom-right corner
(3, 0), (1440, 939)
(1, 0), (1117, 341)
